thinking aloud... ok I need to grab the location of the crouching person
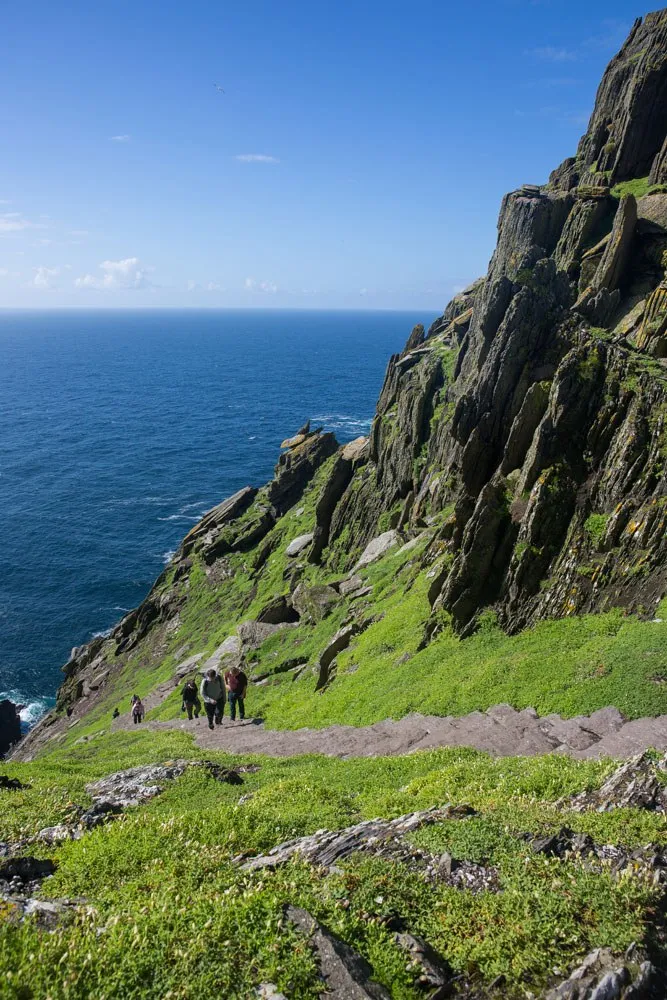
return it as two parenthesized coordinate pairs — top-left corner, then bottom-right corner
(181, 679), (201, 720)
(224, 664), (248, 721)
(200, 669), (225, 730)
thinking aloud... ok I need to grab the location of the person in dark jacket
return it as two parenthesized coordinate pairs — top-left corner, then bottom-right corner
(181, 679), (201, 720)
(224, 664), (248, 721)
(200, 669), (225, 730)
(131, 696), (145, 724)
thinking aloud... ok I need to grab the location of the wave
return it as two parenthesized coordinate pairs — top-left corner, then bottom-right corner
(102, 495), (181, 509)
(158, 514), (200, 522)
(91, 627), (113, 640)
(162, 550), (176, 565)
(0, 689), (54, 733)
(312, 414), (372, 434)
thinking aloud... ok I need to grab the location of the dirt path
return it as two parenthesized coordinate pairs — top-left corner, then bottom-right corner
(113, 703), (667, 760)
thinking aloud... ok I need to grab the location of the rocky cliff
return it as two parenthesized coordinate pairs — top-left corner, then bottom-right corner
(13, 10), (667, 756)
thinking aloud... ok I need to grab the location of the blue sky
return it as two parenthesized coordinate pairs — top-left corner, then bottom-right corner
(0, 0), (651, 309)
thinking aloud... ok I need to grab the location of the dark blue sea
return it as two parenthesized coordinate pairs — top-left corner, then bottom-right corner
(0, 309), (436, 727)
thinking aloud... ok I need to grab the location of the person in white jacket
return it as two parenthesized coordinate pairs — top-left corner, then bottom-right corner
(200, 669), (226, 730)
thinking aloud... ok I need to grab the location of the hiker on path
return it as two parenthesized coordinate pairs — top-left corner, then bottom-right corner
(181, 679), (201, 720)
(224, 664), (248, 721)
(200, 669), (225, 730)
(131, 696), (145, 724)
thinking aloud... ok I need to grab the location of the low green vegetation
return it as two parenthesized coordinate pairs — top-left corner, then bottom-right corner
(584, 512), (610, 548)
(611, 176), (650, 199)
(2, 732), (665, 999)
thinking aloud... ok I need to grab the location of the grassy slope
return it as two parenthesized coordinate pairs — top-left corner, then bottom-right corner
(52, 510), (667, 759)
(2, 730), (666, 999)
(6, 467), (667, 997)
(146, 538), (667, 733)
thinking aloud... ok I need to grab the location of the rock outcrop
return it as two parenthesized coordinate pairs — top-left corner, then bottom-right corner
(0, 700), (21, 757)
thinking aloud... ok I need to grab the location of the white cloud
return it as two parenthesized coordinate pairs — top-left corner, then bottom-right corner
(0, 199), (11, 205)
(74, 257), (153, 291)
(33, 265), (63, 289)
(526, 46), (577, 62)
(69, 229), (89, 237)
(187, 279), (223, 292)
(110, 134), (131, 142)
(235, 154), (279, 164)
(0, 213), (47, 234)
(244, 277), (278, 293)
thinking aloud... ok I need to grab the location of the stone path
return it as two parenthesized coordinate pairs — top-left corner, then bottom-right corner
(113, 703), (667, 760)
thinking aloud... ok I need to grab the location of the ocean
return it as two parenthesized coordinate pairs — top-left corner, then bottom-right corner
(0, 308), (437, 729)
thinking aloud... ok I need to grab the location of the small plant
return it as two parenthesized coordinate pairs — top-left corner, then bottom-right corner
(584, 513), (609, 549)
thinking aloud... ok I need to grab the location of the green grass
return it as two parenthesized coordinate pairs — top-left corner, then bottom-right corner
(584, 512), (609, 548)
(1, 733), (665, 999)
(611, 176), (650, 200)
(244, 566), (667, 729)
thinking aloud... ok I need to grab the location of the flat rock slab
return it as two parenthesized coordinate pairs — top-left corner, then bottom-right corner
(119, 701), (667, 764)
(286, 905), (391, 999)
(285, 533), (314, 557)
(239, 805), (465, 872)
(353, 530), (400, 571)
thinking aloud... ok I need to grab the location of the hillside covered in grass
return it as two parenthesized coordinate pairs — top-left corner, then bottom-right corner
(5, 12), (667, 1000)
(3, 730), (667, 998)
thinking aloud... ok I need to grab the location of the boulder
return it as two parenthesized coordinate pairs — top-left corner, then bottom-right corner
(353, 530), (400, 571)
(257, 595), (300, 625)
(0, 775), (25, 791)
(285, 533), (314, 557)
(174, 652), (205, 679)
(88, 670), (109, 691)
(591, 195), (637, 293)
(85, 761), (190, 809)
(338, 575), (364, 597)
(0, 700), (21, 757)
(393, 933), (452, 997)
(237, 620), (289, 650)
(3, 897), (82, 929)
(292, 583), (339, 623)
(202, 636), (242, 673)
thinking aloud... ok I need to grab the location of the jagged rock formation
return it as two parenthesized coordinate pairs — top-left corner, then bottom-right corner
(0, 700), (21, 757)
(12, 12), (667, 752)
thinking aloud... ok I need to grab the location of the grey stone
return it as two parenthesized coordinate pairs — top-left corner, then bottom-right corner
(285, 905), (391, 999)
(338, 575), (364, 597)
(85, 761), (190, 809)
(353, 530), (400, 571)
(285, 533), (314, 557)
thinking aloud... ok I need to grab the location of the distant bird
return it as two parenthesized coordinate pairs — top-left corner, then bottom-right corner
(214, 83), (225, 94)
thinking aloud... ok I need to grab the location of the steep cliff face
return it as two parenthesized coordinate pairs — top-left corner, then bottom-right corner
(14, 12), (667, 752)
(317, 9), (667, 636)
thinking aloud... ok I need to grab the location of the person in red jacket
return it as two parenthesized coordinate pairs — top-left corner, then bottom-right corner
(224, 664), (248, 721)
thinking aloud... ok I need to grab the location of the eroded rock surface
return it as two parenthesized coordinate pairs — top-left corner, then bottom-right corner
(285, 905), (391, 1000)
